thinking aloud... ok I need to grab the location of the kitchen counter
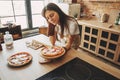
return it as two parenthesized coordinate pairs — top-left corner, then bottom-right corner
(77, 18), (120, 33)
(0, 34), (120, 80)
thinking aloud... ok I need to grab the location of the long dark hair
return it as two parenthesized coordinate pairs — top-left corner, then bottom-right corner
(42, 3), (73, 36)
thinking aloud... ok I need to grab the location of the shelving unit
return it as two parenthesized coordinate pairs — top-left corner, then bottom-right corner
(80, 24), (120, 65)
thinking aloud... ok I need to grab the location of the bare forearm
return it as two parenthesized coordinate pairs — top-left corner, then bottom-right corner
(49, 35), (56, 46)
(65, 35), (74, 50)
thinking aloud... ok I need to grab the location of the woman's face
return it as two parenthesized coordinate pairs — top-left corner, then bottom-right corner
(45, 10), (59, 25)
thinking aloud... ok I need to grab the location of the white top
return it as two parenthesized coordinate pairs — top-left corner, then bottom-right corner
(55, 18), (80, 49)
(55, 19), (79, 36)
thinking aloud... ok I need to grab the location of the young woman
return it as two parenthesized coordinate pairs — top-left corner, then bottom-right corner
(42, 3), (80, 51)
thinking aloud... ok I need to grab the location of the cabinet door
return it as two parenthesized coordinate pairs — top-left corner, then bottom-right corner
(80, 25), (100, 54)
(115, 39), (120, 65)
(97, 29), (120, 63)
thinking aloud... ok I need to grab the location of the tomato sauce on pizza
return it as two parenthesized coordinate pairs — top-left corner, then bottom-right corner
(7, 52), (32, 67)
(41, 46), (65, 57)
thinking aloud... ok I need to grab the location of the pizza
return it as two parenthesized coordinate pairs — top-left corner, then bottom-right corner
(29, 40), (44, 50)
(41, 46), (65, 59)
(7, 52), (32, 67)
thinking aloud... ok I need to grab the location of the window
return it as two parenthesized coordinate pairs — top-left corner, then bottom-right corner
(0, 1), (27, 29)
(0, 0), (47, 30)
(31, 1), (47, 28)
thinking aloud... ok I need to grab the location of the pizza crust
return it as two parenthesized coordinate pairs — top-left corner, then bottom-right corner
(7, 52), (32, 67)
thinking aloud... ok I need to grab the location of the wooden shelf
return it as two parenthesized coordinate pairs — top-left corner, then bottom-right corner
(80, 24), (120, 65)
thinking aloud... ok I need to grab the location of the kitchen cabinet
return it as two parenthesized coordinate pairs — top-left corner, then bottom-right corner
(80, 24), (120, 66)
(0, 25), (22, 43)
(80, 25), (100, 53)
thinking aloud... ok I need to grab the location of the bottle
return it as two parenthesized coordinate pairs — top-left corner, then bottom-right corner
(4, 31), (13, 49)
(118, 13), (120, 25)
(0, 42), (3, 51)
(115, 13), (120, 25)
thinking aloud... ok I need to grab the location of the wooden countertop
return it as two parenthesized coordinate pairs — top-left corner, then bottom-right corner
(0, 34), (120, 80)
(77, 18), (120, 33)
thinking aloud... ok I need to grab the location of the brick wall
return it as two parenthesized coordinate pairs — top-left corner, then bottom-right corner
(79, 1), (120, 24)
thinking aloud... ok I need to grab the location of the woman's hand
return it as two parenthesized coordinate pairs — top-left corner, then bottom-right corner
(49, 31), (57, 46)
